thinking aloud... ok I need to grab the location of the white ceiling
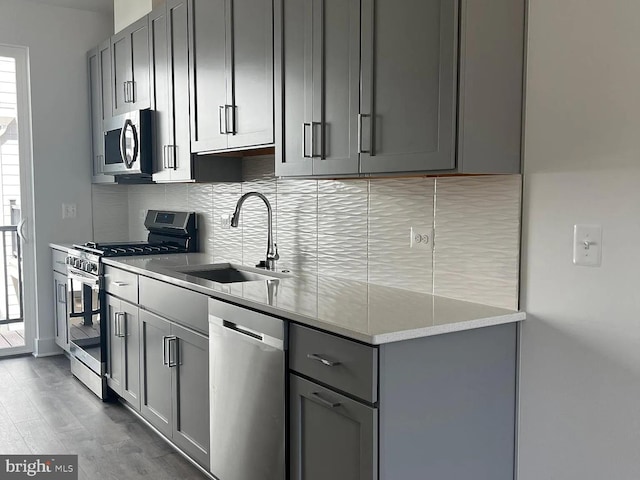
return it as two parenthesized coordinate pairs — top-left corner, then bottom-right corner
(22, 0), (113, 14)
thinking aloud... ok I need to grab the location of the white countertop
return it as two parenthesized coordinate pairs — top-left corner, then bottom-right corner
(102, 253), (525, 345)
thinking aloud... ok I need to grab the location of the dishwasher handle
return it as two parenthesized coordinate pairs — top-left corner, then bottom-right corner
(211, 316), (284, 351)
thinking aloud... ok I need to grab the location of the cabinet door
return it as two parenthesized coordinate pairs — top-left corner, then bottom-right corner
(131, 16), (151, 110)
(167, 0), (193, 181)
(189, 0), (229, 152)
(274, 0), (313, 176)
(359, 0), (457, 173)
(121, 300), (140, 411)
(87, 48), (103, 177)
(139, 310), (173, 438)
(310, 0), (360, 176)
(290, 375), (377, 480)
(150, 6), (173, 182)
(111, 29), (132, 115)
(105, 295), (123, 396)
(226, 0), (274, 149)
(171, 324), (209, 468)
(99, 40), (112, 122)
(53, 272), (68, 352)
(112, 16), (151, 115)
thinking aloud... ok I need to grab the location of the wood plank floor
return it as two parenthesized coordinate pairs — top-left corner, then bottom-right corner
(0, 328), (24, 348)
(0, 355), (210, 480)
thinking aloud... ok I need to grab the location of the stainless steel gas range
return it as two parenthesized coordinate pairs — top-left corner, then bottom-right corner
(64, 210), (197, 398)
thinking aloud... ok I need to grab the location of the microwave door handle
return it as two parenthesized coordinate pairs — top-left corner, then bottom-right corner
(119, 122), (126, 165)
(131, 123), (139, 167)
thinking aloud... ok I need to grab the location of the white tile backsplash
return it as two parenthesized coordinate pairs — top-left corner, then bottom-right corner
(92, 156), (521, 309)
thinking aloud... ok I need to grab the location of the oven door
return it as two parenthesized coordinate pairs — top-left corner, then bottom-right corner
(67, 269), (104, 376)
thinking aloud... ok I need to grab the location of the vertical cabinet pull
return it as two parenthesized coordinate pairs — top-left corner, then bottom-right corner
(57, 284), (66, 304)
(162, 336), (178, 368)
(123, 82), (129, 103)
(302, 123), (311, 158)
(226, 105), (236, 135)
(357, 114), (371, 154)
(170, 145), (177, 169)
(219, 105), (235, 135)
(219, 106), (226, 134)
(114, 312), (126, 337)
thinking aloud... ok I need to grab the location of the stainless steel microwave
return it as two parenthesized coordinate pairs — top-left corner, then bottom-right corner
(102, 109), (152, 176)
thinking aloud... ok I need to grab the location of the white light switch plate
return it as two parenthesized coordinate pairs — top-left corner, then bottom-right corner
(573, 224), (602, 267)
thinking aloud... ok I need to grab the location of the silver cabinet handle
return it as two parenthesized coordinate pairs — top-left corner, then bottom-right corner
(219, 106), (227, 134)
(115, 312), (126, 338)
(357, 113), (371, 154)
(114, 313), (120, 337)
(170, 145), (176, 169)
(162, 145), (168, 169)
(168, 337), (178, 368)
(226, 105), (236, 135)
(57, 283), (66, 304)
(307, 353), (341, 367)
(302, 123), (311, 158)
(123, 82), (129, 103)
(162, 335), (170, 366)
(163, 335), (178, 368)
(310, 392), (341, 408)
(113, 281), (128, 287)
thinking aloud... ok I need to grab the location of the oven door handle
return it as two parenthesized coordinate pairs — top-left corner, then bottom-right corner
(68, 270), (100, 289)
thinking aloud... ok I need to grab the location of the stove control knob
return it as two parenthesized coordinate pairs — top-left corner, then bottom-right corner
(85, 263), (94, 273)
(65, 256), (72, 265)
(90, 263), (98, 273)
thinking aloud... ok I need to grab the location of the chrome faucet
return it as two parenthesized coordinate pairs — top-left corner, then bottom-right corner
(230, 192), (279, 270)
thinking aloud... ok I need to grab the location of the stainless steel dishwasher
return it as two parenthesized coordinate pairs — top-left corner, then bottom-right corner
(208, 298), (286, 480)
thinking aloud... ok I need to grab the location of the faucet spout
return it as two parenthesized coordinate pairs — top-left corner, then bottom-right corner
(230, 192), (279, 270)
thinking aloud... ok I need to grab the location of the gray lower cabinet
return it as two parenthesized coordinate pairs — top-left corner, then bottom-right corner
(290, 374), (377, 480)
(290, 322), (518, 480)
(106, 294), (140, 411)
(139, 309), (210, 468)
(52, 271), (68, 351)
(111, 15), (151, 115)
(189, 0), (274, 153)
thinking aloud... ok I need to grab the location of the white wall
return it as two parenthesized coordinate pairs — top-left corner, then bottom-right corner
(0, 0), (112, 355)
(113, 0), (163, 33)
(519, 1), (640, 478)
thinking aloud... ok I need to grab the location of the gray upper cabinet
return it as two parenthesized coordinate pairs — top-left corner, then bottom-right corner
(151, 0), (193, 182)
(112, 15), (151, 115)
(275, 0), (360, 177)
(87, 41), (115, 184)
(276, 0), (524, 177)
(358, 0), (457, 174)
(189, 0), (274, 153)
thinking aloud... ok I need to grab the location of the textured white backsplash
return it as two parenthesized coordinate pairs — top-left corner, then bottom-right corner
(92, 156), (522, 309)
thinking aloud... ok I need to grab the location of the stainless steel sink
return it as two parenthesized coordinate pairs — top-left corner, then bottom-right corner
(172, 263), (289, 284)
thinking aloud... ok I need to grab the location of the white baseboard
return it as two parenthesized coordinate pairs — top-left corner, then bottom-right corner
(33, 337), (63, 357)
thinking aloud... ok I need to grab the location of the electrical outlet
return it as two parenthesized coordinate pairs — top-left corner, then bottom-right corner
(62, 203), (77, 219)
(410, 227), (433, 249)
(220, 214), (231, 229)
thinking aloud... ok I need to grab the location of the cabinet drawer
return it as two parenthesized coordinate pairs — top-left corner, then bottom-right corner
(139, 276), (208, 335)
(52, 249), (68, 274)
(104, 266), (139, 304)
(290, 324), (378, 403)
